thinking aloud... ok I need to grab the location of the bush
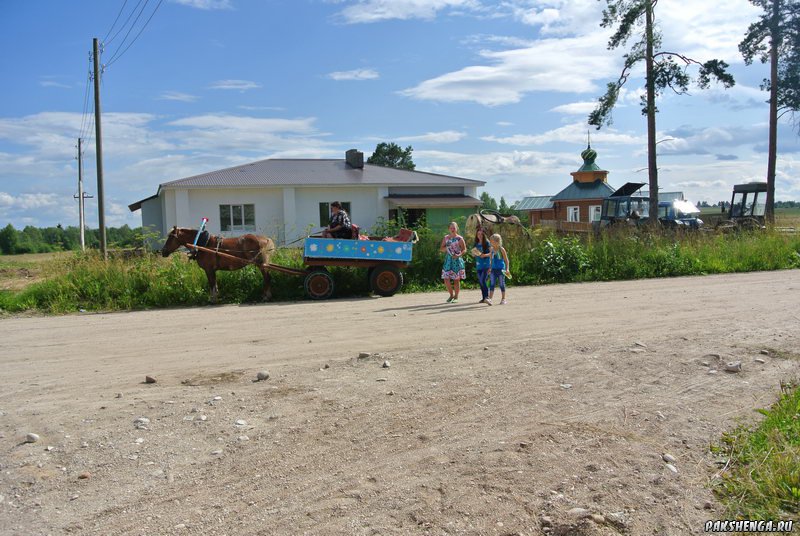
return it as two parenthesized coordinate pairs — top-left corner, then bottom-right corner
(1, 228), (799, 314)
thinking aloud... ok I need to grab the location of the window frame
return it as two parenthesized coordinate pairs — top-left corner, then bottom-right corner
(219, 203), (256, 232)
(319, 201), (351, 227)
(567, 206), (580, 222)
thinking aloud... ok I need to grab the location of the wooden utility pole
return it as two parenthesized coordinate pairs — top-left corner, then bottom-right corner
(92, 37), (107, 258)
(77, 138), (85, 251)
(765, 0), (780, 225)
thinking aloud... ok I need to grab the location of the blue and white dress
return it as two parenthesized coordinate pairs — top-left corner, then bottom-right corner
(441, 235), (466, 281)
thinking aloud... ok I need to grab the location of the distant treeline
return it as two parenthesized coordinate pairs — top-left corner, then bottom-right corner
(0, 223), (144, 254)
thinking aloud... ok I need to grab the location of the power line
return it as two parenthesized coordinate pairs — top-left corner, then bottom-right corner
(102, 0), (130, 44)
(105, 0), (146, 47)
(78, 70), (91, 140)
(104, 0), (151, 66)
(105, 0), (164, 68)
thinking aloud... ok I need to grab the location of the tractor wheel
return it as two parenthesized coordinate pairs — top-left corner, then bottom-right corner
(369, 264), (403, 297)
(304, 268), (334, 300)
(715, 220), (738, 233)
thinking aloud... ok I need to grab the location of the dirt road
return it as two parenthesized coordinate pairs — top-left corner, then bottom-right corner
(1, 270), (799, 535)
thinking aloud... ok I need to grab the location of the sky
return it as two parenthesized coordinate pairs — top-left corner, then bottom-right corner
(1, 0), (799, 229)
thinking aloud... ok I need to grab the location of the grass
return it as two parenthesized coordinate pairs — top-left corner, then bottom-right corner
(711, 381), (800, 520)
(0, 228), (799, 314)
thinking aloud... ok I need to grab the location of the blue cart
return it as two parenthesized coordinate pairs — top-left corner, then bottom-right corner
(299, 236), (414, 300)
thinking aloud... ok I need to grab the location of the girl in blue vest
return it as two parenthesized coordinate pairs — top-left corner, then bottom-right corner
(472, 227), (491, 303)
(487, 233), (511, 305)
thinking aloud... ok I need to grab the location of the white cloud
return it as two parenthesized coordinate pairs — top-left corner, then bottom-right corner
(209, 79), (261, 91)
(40, 80), (71, 89)
(337, 0), (481, 24)
(400, 32), (616, 105)
(171, 0), (233, 10)
(550, 101), (597, 115)
(496, 121), (514, 127)
(395, 130), (466, 143)
(327, 69), (380, 81)
(0, 192), (61, 210)
(238, 105), (286, 111)
(158, 91), (200, 102)
(482, 122), (642, 146)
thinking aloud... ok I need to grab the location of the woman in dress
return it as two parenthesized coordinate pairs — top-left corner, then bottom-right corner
(440, 221), (466, 303)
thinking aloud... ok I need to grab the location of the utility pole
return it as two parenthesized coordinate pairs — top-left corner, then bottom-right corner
(74, 138), (93, 252)
(76, 138), (85, 251)
(92, 37), (107, 258)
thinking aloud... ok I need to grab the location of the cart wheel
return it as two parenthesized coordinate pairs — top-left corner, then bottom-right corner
(304, 269), (334, 300)
(369, 264), (403, 297)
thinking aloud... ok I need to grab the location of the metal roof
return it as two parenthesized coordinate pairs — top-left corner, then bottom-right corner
(642, 191), (685, 202)
(551, 180), (615, 201)
(160, 159), (484, 189)
(386, 195), (482, 208)
(128, 194), (158, 212)
(515, 195), (554, 211)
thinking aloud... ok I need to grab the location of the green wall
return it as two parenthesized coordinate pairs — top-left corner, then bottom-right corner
(426, 207), (474, 231)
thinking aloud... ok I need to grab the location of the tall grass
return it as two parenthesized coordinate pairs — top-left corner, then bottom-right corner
(1, 229), (798, 313)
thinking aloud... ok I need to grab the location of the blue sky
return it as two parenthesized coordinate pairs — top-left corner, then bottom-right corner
(1, 0), (798, 228)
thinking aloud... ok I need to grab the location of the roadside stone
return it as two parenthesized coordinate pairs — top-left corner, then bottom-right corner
(754, 358), (766, 364)
(133, 417), (150, 430)
(198, 415), (207, 422)
(760, 349), (770, 355)
(135, 438), (144, 444)
(235, 419), (247, 427)
(605, 512), (628, 530)
(567, 507), (591, 519)
(25, 433), (40, 444)
(78, 472), (91, 480)
(376, 378), (388, 382)
(540, 515), (553, 527)
(238, 435), (249, 442)
(703, 500), (713, 510)
(560, 384), (572, 390)
(708, 369), (718, 375)
(634, 341), (647, 348)
(724, 361), (742, 373)
(211, 450), (223, 456)
(115, 393), (123, 399)
(700, 361), (709, 367)
(662, 453), (676, 464)
(590, 514), (605, 525)
(704, 353), (722, 360)
(358, 352), (371, 359)
(382, 360), (391, 369)
(256, 371), (270, 381)
(145, 376), (157, 384)
(665, 463), (678, 474)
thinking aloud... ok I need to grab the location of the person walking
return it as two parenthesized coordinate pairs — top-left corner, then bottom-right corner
(471, 227), (491, 303)
(440, 221), (466, 303)
(487, 233), (511, 305)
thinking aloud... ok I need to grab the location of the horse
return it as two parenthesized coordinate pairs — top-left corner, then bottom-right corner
(161, 226), (276, 303)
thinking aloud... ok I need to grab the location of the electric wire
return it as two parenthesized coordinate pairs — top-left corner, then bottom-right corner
(78, 70), (91, 140)
(105, 0), (164, 68)
(104, 0), (146, 47)
(101, 0), (130, 44)
(104, 0), (152, 66)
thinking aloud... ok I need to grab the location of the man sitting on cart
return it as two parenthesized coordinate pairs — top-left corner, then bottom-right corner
(323, 201), (353, 239)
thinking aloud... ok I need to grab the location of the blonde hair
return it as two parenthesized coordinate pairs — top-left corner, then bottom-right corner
(449, 221), (459, 232)
(490, 233), (503, 247)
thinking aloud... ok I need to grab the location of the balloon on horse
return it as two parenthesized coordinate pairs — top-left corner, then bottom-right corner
(161, 226), (276, 303)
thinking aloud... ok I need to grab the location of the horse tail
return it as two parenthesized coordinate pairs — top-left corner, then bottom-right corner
(256, 236), (276, 266)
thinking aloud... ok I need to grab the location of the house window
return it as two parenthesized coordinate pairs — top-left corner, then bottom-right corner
(589, 205), (601, 222)
(567, 206), (580, 222)
(219, 204), (255, 232)
(319, 201), (351, 227)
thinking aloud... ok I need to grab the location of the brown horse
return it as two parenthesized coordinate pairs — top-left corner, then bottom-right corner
(161, 227), (276, 303)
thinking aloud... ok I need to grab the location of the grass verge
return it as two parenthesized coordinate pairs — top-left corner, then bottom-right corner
(711, 381), (800, 520)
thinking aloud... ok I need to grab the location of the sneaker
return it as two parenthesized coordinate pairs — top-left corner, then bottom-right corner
(500, 299), (507, 305)
(446, 296), (454, 303)
(486, 299), (492, 306)
(451, 298), (458, 304)
(478, 298), (486, 303)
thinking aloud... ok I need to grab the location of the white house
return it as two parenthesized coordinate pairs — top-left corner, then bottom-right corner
(129, 150), (485, 245)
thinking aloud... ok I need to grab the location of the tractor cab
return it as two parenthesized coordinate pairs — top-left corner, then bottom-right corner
(597, 182), (649, 229)
(716, 182), (767, 231)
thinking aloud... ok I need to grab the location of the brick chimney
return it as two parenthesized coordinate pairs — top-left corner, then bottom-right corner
(345, 149), (364, 169)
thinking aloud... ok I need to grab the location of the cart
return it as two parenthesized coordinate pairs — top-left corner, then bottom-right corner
(300, 236), (413, 300)
(187, 233), (414, 300)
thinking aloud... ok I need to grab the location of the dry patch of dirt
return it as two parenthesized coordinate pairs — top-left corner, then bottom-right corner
(0, 270), (798, 535)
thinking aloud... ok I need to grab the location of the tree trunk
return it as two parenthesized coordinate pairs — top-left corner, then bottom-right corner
(766, 0), (780, 225)
(645, 0), (659, 223)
